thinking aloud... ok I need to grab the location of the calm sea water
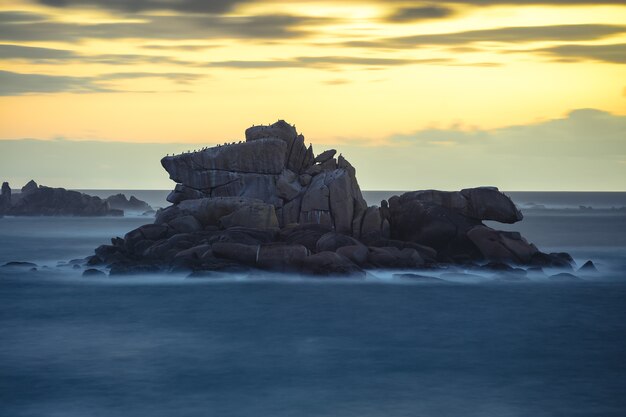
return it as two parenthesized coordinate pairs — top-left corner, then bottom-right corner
(1, 192), (625, 417)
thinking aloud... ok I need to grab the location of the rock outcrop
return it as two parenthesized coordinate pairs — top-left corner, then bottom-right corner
(0, 182), (10, 212)
(105, 194), (152, 212)
(0, 180), (122, 216)
(88, 120), (574, 276)
(160, 120), (367, 234)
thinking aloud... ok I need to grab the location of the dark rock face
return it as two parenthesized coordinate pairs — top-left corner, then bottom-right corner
(395, 187), (522, 224)
(467, 226), (539, 264)
(1, 180), (122, 216)
(88, 119), (575, 276)
(105, 194), (152, 212)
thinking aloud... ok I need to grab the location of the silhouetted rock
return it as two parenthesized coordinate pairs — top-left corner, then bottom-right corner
(105, 194), (152, 212)
(21, 180), (38, 194)
(579, 260), (598, 272)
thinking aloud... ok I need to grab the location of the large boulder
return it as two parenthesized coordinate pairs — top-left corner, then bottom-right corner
(396, 187), (522, 224)
(367, 247), (424, 268)
(301, 252), (363, 276)
(315, 232), (363, 253)
(388, 198), (482, 261)
(256, 244), (309, 271)
(299, 168), (367, 235)
(279, 223), (332, 252)
(467, 225), (539, 264)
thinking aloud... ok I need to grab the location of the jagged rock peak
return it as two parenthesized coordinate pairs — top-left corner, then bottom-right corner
(21, 180), (38, 194)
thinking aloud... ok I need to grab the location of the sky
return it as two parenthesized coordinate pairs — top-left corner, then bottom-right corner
(0, 0), (624, 190)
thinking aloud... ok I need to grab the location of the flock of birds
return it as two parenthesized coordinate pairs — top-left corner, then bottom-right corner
(165, 141), (244, 156)
(165, 121), (298, 157)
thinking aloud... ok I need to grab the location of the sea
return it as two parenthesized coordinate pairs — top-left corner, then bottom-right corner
(1, 191), (625, 417)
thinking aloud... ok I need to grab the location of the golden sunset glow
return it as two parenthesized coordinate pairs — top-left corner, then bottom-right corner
(0, 0), (624, 189)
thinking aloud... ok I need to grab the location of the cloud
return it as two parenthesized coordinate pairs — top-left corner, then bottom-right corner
(0, 11), (332, 42)
(536, 43), (626, 64)
(34, 0), (243, 14)
(338, 108), (626, 191)
(203, 56), (450, 69)
(0, 43), (76, 60)
(389, 108), (626, 158)
(30, 0), (626, 15)
(0, 70), (205, 95)
(343, 24), (626, 49)
(0, 43), (201, 66)
(141, 44), (219, 51)
(0, 70), (111, 95)
(385, 6), (454, 23)
(98, 72), (205, 84)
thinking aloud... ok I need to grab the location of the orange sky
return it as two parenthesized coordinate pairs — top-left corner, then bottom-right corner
(0, 0), (624, 189)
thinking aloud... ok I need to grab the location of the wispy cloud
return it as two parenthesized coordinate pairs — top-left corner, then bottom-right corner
(342, 24), (626, 49)
(388, 108), (626, 158)
(0, 70), (205, 95)
(384, 6), (454, 23)
(536, 43), (626, 64)
(0, 11), (334, 42)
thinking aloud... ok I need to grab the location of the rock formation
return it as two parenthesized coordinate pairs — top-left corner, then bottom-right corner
(0, 182), (11, 212)
(160, 120), (367, 235)
(0, 180), (122, 216)
(105, 194), (152, 212)
(88, 120), (574, 276)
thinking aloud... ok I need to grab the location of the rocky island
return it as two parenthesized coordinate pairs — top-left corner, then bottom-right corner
(88, 120), (575, 277)
(0, 180), (152, 217)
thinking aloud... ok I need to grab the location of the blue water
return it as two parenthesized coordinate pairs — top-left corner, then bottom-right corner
(1, 192), (626, 416)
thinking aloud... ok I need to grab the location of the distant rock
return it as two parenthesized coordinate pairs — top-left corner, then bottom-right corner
(0, 182), (11, 212)
(0, 180), (122, 217)
(21, 180), (38, 194)
(549, 272), (582, 282)
(2, 261), (37, 268)
(578, 260), (598, 272)
(82, 268), (106, 277)
(86, 119), (577, 277)
(105, 194), (152, 212)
